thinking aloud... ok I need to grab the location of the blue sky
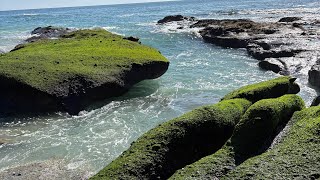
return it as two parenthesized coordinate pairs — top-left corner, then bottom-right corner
(0, 0), (174, 11)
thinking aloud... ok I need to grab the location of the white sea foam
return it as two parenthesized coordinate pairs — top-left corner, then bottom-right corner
(22, 13), (39, 16)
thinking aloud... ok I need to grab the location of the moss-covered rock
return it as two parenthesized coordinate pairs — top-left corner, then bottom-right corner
(170, 94), (305, 179)
(0, 28), (169, 115)
(223, 106), (320, 180)
(221, 76), (300, 102)
(90, 98), (252, 180)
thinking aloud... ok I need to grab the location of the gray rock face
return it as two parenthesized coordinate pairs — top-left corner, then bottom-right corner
(258, 58), (289, 75)
(308, 64), (320, 87)
(278, 17), (301, 22)
(158, 15), (320, 90)
(26, 26), (73, 42)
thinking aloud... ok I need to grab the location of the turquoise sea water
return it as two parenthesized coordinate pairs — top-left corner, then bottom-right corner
(0, 0), (319, 175)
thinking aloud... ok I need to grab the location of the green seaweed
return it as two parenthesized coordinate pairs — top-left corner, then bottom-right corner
(170, 94), (305, 180)
(90, 98), (252, 180)
(0, 29), (168, 96)
(221, 76), (300, 102)
(223, 106), (320, 180)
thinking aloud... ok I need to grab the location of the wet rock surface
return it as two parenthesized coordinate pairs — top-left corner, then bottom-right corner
(158, 15), (320, 88)
(26, 26), (73, 42)
(157, 15), (196, 24)
(278, 17), (302, 22)
(258, 58), (288, 75)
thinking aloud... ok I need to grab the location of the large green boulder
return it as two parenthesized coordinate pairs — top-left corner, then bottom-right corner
(222, 76), (300, 102)
(170, 94), (305, 179)
(0, 29), (169, 115)
(91, 98), (252, 180)
(223, 106), (320, 179)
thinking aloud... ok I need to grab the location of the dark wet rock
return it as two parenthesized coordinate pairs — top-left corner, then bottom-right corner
(279, 17), (302, 23)
(158, 15), (320, 92)
(308, 64), (320, 88)
(26, 26), (73, 42)
(10, 44), (25, 52)
(258, 59), (288, 75)
(123, 36), (140, 43)
(157, 15), (196, 24)
(247, 43), (304, 60)
(194, 19), (283, 50)
(311, 96), (320, 106)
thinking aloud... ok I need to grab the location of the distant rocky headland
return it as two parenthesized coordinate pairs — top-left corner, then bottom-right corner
(0, 27), (169, 116)
(157, 15), (320, 89)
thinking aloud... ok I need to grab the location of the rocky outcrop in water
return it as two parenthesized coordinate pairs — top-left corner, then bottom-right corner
(0, 28), (169, 116)
(158, 15), (320, 88)
(157, 15), (196, 24)
(258, 58), (289, 75)
(26, 26), (73, 42)
(278, 17), (302, 22)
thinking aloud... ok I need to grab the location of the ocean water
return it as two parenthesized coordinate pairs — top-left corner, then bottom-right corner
(0, 0), (319, 176)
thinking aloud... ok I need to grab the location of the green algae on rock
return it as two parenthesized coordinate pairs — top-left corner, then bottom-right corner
(0, 28), (169, 115)
(90, 98), (252, 180)
(223, 106), (320, 180)
(221, 76), (300, 102)
(170, 94), (305, 180)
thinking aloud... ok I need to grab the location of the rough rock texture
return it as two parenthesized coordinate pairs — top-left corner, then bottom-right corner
(26, 26), (73, 42)
(157, 15), (196, 24)
(158, 16), (320, 87)
(258, 58), (288, 75)
(170, 94), (305, 179)
(278, 17), (302, 22)
(91, 77), (302, 180)
(90, 98), (252, 180)
(308, 64), (320, 87)
(221, 76), (300, 102)
(224, 106), (320, 179)
(0, 28), (169, 115)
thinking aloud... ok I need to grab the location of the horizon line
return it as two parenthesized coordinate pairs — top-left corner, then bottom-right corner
(0, 0), (179, 12)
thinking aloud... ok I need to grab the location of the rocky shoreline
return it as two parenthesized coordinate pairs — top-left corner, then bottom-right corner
(157, 15), (320, 88)
(91, 77), (320, 179)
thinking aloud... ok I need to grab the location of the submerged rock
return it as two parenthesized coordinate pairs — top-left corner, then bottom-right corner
(0, 29), (169, 115)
